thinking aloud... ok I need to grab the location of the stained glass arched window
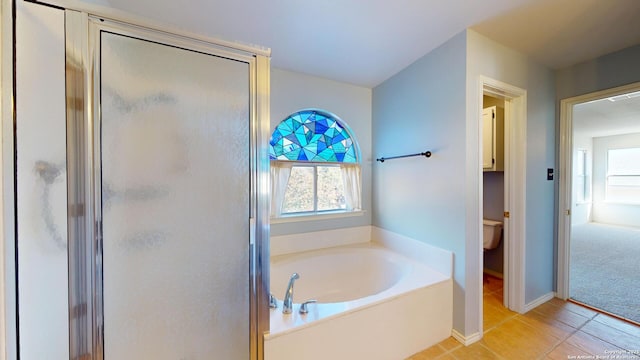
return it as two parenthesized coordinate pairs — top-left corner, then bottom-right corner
(269, 110), (358, 163)
(270, 109), (362, 217)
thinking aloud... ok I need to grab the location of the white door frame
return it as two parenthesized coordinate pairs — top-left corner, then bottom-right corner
(477, 76), (527, 335)
(556, 81), (640, 300)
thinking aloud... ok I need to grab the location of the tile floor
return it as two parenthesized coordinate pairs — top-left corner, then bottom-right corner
(407, 275), (640, 359)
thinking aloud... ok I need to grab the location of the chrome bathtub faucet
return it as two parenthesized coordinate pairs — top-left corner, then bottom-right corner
(282, 272), (300, 314)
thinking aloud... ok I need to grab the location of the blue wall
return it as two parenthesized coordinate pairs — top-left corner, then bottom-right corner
(372, 31), (469, 332)
(373, 29), (558, 336)
(556, 44), (640, 101)
(466, 30), (557, 306)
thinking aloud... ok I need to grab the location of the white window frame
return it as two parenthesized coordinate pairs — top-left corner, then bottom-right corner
(281, 163), (344, 215)
(270, 161), (362, 222)
(269, 109), (363, 222)
(606, 147), (640, 204)
(575, 149), (590, 204)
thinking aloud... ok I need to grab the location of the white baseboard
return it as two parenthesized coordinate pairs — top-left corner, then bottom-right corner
(482, 269), (503, 279)
(524, 292), (556, 313)
(451, 329), (482, 346)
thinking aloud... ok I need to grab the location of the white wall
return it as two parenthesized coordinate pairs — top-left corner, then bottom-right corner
(467, 30), (557, 307)
(372, 31), (468, 334)
(270, 68), (372, 236)
(591, 133), (640, 227)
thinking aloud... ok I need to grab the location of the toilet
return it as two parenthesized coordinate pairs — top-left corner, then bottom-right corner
(483, 219), (503, 250)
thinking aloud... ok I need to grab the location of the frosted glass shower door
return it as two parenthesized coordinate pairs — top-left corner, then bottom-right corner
(100, 32), (250, 359)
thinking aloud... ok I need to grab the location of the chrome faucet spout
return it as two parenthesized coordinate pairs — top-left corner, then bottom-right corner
(282, 272), (300, 314)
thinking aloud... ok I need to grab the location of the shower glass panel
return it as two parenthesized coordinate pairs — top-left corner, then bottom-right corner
(16, 3), (68, 359)
(100, 32), (250, 359)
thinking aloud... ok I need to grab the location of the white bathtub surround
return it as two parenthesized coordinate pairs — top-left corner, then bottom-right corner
(270, 225), (371, 256)
(371, 226), (453, 276)
(265, 226), (453, 360)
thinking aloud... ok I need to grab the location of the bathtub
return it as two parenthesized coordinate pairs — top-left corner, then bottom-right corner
(264, 227), (453, 360)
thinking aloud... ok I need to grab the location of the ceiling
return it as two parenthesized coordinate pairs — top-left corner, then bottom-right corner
(78, 0), (640, 87)
(574, 90), (640, 138)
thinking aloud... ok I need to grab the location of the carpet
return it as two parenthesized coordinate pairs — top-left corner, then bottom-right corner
(570, 222), (640, 324)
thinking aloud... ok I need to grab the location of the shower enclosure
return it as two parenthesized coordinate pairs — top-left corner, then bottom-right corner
(14, 2), (269, 359)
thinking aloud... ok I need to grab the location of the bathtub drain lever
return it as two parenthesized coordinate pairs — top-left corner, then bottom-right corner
(299, 299), (317, 314)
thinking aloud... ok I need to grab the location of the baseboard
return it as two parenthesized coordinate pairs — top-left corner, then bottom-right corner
(482, 269), (503, 279)
(451, 329), (482, 346)
(524, 292), (555, 313)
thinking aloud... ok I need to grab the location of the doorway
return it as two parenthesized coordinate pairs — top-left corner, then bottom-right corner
(482, 94), (506, 280)
(557, 82), (640, 324)
(482, 94), (509, 329)
(482, 94), (507, 312)
(477, 76), (527, 338)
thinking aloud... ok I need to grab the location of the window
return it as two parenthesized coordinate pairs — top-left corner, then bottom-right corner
(270, 109), (361, 217)
(575, 149), (590, 203)
(606, 147), (640, 203)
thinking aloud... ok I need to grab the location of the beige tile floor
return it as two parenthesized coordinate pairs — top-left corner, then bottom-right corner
(407, 275), (640, 359)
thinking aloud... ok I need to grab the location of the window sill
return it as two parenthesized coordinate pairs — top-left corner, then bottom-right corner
(271, 210), (366, 224)
(602, 200), (640, 206)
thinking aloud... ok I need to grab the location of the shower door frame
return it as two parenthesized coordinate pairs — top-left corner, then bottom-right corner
(65, 10), (271, 360)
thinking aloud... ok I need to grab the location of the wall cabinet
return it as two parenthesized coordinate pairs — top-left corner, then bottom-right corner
(482, 105), (504, 171)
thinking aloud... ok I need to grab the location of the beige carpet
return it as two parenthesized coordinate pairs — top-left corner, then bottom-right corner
(570, 222), (640, 324)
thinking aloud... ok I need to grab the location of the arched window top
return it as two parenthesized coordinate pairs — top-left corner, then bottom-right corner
(269, 109), (358, 163)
